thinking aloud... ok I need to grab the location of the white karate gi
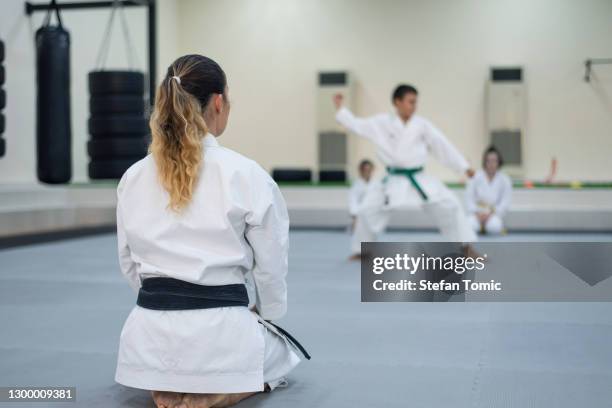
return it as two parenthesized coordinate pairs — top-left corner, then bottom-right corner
(335, 107), (477, 253)
(465, 169), (512, 235)
(348, 178), (369, 216)
(114, 134), (300, 394)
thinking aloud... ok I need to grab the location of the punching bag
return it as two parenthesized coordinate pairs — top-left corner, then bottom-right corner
(36, 0), (71, 184)
(0, 39), (6, 158)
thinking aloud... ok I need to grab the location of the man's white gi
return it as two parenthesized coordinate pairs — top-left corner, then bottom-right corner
(335, 107), (477, 253)
(465, 169), (512, 235)
(114, 134), (300, 393)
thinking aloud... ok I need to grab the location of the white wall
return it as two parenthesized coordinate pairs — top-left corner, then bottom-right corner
(0, 0), (610, 184)
(0, 0), (178, 184)
(175, 0), (612, 181)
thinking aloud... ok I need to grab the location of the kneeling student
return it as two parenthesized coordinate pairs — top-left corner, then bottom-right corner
(465, 146), (512, 235)
(349, 159), (375, 219)
(348, 159), (375, 260)
(114, 54), (305, 408)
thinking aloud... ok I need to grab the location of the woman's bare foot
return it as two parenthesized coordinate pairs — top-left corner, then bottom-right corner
(214, 392), (257, 407)
(152, 391), (185, 408)
(348, 253), (362, 261)
(180, 392), (257, 408)
(179, 393), (224, 408)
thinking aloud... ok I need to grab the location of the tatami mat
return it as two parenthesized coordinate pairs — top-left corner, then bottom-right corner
(1, 231), (611, 407)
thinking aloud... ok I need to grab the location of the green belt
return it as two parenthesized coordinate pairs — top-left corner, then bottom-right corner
(386, 166), (428, 201)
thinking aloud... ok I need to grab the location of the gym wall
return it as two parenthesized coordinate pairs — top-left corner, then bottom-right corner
(0, 0), (610, 184)
(177, 0), (612, 182)
(0, 0), (179, 184)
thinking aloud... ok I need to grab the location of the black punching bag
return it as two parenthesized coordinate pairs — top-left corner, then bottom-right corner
(36, 0), (71, 184)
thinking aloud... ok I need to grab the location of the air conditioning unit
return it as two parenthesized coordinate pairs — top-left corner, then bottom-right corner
(317, 71), (354, 181)
(486, 67), (525, 176)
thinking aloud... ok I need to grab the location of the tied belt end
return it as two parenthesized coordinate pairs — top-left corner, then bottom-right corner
(267, 321), (311, 360)
(386, 166), (428, 201)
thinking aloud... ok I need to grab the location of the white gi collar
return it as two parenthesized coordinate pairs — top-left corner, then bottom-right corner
(203, 133), (220, 147)
(390, 112), (413, 129)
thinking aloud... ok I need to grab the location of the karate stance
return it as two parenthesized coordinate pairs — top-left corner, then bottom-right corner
(115, 55), (301, 408)
(334, 85), (477, 256)
(466, 146), (512, 235)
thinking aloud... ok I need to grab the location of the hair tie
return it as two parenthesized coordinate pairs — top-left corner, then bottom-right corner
(171, 75), (181, 85)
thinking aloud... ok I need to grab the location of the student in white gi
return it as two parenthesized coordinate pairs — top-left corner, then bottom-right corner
(333, 84), (477, 256)
(348, 159), (375, 259)
(466, 146), (512, 235)
(349, 159), (375, 217)
(115, 55), (300, 408)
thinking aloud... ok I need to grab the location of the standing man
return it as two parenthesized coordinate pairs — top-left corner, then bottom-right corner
(334, 84), (477, 257)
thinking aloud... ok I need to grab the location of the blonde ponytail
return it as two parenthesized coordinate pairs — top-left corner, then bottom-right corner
(148, 55), (227, 212)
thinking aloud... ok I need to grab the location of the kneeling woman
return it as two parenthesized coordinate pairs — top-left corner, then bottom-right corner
(114, 55), (302, 408)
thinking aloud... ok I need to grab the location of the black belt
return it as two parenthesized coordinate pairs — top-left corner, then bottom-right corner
(137, 277), (311, 360)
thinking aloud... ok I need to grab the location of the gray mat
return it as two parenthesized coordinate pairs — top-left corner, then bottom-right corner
(1, 231), (612, 407)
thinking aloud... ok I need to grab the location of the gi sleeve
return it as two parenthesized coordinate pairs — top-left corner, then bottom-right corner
(245, 163), (290, 320)
(336, 107), (381, 142)
(423, 120), (470, 174)
(116, 175), (140, 292)
(495, 174), (513, 217)
(465, 177), (478, 214)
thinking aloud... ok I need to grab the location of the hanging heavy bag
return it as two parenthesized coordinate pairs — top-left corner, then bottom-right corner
(0, 39), (5, 158)
(88, 1), (147, 179)
(36, 0), (71, 184)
